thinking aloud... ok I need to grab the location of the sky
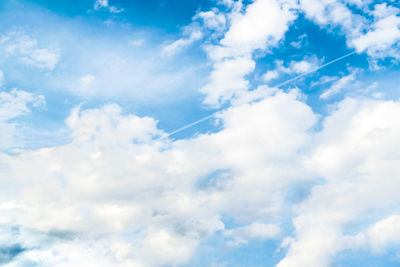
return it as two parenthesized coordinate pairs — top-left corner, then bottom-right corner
(1, 0), (400, 266)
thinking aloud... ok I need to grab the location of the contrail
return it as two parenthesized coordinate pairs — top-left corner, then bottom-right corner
(163, 112), (218, 139)
(272, 51), (357, 88)
(161, 50), (357, 139)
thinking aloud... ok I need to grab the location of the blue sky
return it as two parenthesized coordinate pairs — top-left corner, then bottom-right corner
(1, 0), (400, 266)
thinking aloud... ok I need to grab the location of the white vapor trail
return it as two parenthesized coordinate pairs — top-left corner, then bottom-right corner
(161, 51), (357, 139)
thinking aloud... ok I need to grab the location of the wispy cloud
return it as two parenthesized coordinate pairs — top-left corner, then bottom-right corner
(1, 32), (60, 70)
(93, 0), (124, 13)
(320, 73), (356, 99)
(162, 30), (203, 56)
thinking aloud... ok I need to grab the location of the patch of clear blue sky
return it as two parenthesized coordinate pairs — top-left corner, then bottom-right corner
(334, 249), (400, 267)
(22, 0), (215, 31)
(188, 232), (285, 267)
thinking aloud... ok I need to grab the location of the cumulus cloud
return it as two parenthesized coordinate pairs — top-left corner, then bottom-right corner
(263, 70), (279, 82)
(200, 56), (255, 105)
(278, 97), (400, 266)
(3, 1), (400, 266)
(368, 215), (400, 253)
(200, 0), (297, 106)
(300, 0), (355, 29)
(194, 9), (226, 33)
(352, 9), (400, 56)
(2, 81), (400, 266)
(300, 0), (400, 60)
(0, 89), (318, 266)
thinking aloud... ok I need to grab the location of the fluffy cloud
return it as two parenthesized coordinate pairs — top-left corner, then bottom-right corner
(263, 56), (321, 84)
(300, 0), (355, 29)
(2, 1), (400, 266)
(263, 70), (279, 82)
(0, 103), (207, 266)
(200, 56), (255, 105)
(300, 0), (400, 60)
(2, 83), (400, 266)
(278, 97), (400, 266)
(218, 0), (296, 56)
(352, 8), (400, 57)
(0, 89), (317, 266)
(200, 0), (297, 106)
(368, 215), (400, 253)
(194, 10), (226, 33)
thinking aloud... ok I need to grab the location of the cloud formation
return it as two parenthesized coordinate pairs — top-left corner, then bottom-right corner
(1, 0), (400, 266)
(2, 86), (400, 266)
(0, 88), (45, 150)
(200, 0), (297, 106)
(1, 32), (59, 70)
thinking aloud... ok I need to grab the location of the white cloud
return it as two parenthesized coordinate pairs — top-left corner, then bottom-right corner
(201, 56), (255, 105)
(200, 0), (297, 106)
(128, 39), (144, 47)
(291, 60), (313, 73)
(79, 74), (95, 92)
(194, 10), (226, 33)
(0, 89), (317, 266)
(368, 215), (400, 253)
(262, 56), (320, 84)
(22, 48), (59, 70)
(310, 75), (338, 87)
(290, 33), (307, 49)
(219, 0), (296, 56)
(287, 56), (321, 74)
(162, 31), (203, 57)
(263, 70), (279, 82)
(300, 0), (356, 30)
(278, 97), (400, 266)
(1, 32), (60, 70)
(0, 70), (4, 85)
(35, 27), (207, 100)
(3, 82), (400, 266)
(0, 89), (45, 150)
(94, 0), (107, 9)
(343, 0), (367, 8)
(224, 222), (281, 246)
(351, 13), (400, 56)
(2, 2), (400, 265)
(299, 0), (400, 60)
(94, 0), (124, 13)
(320, 73), (356, 99)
